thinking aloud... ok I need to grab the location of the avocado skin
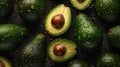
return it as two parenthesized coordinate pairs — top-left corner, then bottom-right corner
(0, 24), (28, 51)
(97, 52), (120, 67)
(68, 60), (89, 67)
(0, 0), (12, 18)
(107, 25), (120, 50)
(20, 34), (45, 67)
(18, 0), (45, 23)
(95, 0), (120, 22)
(74, 13), (102, 51)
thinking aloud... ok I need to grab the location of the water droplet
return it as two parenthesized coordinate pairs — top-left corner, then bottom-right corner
(31, 5), (35, 9)
(21, 32), (24, 35)
(28, 10), (31, 12)
(84, 24), (89, 28)
(2, 38), (4, 41)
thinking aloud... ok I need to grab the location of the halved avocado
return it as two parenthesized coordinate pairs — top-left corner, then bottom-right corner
(70, 0), (92, 10)
(0, 56), (12, 67)
(45, 4), (71, 36)
(68, 60), (89, 67)
(47, 38), (77, 62)
(97, 52), (120, 67)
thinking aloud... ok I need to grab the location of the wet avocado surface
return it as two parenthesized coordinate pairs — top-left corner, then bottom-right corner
(1, 0), (120, 67)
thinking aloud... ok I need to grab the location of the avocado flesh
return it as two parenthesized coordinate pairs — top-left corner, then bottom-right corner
(70, 0), (92, 10)
(0, 57), (12, 67)
(20, 34), (45, 67)
(97, 52), (120, 67)
(107, 25), (120, 50)
(74, 13), (102, 51)
(45, 4), (71, 36)
(48, 38), (77, 62)
(68, 60), (89, 67)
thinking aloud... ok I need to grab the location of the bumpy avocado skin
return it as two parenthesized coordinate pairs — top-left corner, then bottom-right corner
(97, 52), (120, 67)
(48, 38), (77, 62)
(95, 0), (120, 22)
(0, 24), (28, 51)
(74, 13), (102, 51)
(20, 34), (45, 67)
(107, 25), (120, 50)
(18, 0), (45, 22)
(68, 60), (89, 67)
(0, 0), (13, 18)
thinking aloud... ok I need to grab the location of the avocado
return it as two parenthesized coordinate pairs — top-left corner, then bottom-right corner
(18, 0), (45, 23)
(96, 52), (120, 67)
(0, 56), (12, 67)
(0, 24), (28, 51)
(95, 0), (120, 22)
(68, 60), (89, 67)
(70, 0), (92, 10)
(47, 38), (77, 62)
(0, 0), (12, 18)
(20, 34), (45, 67)
(107, 25), (120, 50)
(45, 4), (71, 36)
(74, 13), (102, 51)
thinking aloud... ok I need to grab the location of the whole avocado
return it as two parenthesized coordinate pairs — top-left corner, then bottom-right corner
(107, 25), (120, 50)
(20, 34), (46, 67)
(68, 60), (89, 67)
(74, 13), (102, 51)
(95, 0), (120, 23)
(18, 0), (45, 23)
(0, 24), (28, 51)
(0, 0), (13, 18)
(97, 52), (120, 67)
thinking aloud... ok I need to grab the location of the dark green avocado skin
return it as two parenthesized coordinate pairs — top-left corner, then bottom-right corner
(107, 25), (120, 50)
(97, 52), (120, 67)
(0, 24), (28, 51)
(74, 13), (102, 51)
(0, 0), (13, 18)
(95, 0), (120, 23)
(20, 34), (45, 67)
(68, 60), (89, 67)
(18, 0), (45, 23)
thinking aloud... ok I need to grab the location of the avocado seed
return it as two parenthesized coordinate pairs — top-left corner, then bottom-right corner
(78, 0), (85, 3)
(51, 14), (65, 29)
(54, 44), (67, 56)
(0, 61), (5, 67)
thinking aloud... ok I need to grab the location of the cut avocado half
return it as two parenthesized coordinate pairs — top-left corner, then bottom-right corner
(47, 38), (77, 62)
(45, 4), (71, 36)
(0, 57), (12, 67)
(68, 60), (89, 67)
(70, 0), (92, 10)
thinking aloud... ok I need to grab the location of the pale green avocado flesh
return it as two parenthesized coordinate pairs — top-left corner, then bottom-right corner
(45, 4), (71, 36)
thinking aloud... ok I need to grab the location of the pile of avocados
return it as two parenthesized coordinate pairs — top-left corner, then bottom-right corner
(0, 0), (120, 67)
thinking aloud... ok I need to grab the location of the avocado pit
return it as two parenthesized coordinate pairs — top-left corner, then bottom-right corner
(0, 61), (5, 67)
(51, 14), (65, 29)
(53, 44), (67, 56)
(78, 0), (85, 3)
